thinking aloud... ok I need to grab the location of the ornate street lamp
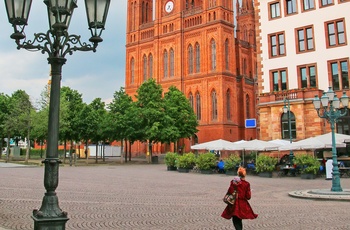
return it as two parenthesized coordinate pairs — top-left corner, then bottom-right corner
(4, 0), (110, 229)
(283, 97), (294, 164)
(313, 87), (349, 192)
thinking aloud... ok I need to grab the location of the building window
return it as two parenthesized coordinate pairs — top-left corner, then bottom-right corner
(285, 0), (297, 15)
(302, 0), (315, 11)
(211, 39), (216, 70)
(148, 54), (153, 79)
(130, 57), (135, 84)
(143, 55), (147, 82)
(320, 0), (333, 7)
(281, 112), (297, 139)
(271, 69), (287, 91)
(195, 43), (200, 73)
(298, 64), (317, 88)
(188, 44), (193, 74)
(189, 92), (194, 108)
(225, 39), (229, 70)
(196, 92), (201, 120)
(211, 90), (218, 120)
(269, 32), (285, 58)
(226, 90), (231, 120)
(163, 50), (168, 78)
(329, 59), (349, 90)
(296, 26), (314, 53)
(269, 1), (281, 19)
(246, 94), (250, 118)
(326, 19), (346, 48)
(170, 48), (175, 77)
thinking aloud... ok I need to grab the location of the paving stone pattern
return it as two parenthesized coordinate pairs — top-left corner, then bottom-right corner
(0, 164), (350, 230)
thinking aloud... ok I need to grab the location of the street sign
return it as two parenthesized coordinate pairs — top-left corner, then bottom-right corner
(245, 119), (256, 128)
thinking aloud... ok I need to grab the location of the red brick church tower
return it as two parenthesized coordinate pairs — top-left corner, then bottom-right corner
(125, 0), (257, 154)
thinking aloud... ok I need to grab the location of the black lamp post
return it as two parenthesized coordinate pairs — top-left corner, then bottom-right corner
(4, 0), (110, 229)
(313, 87), (349, 192)
(283, 97), (294, 164)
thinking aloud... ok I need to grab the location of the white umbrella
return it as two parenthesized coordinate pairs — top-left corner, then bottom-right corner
(279, 133), (348, 151)
(269, 139), (291, 146)
(190, 139), (242, 151)
(232, 139), (282, 151)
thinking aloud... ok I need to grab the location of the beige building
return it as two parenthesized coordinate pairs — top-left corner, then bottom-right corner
(255, 0), (350, 141)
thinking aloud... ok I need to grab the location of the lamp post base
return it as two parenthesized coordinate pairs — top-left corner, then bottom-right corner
(32, 215), (69, 230)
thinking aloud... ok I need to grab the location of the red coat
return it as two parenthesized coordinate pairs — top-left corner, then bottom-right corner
(221, 179), (258, 220)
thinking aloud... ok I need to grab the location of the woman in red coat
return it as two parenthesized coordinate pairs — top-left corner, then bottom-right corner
(221, 167), (258, 229)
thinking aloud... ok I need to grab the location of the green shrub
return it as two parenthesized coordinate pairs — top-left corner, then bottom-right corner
(223, 155), (241, 171)
(164, 152), (178, 167)
(196, 152), (217, 170)
(255, 155), (277, 173)
(176, 152), (196, 169)
(293, 154), (320, 175)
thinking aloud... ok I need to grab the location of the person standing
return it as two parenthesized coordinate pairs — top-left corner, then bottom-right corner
(221, 167), (258, 229)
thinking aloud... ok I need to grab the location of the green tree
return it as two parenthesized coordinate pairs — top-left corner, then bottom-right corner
(0, 93), (11, 159)
(135, 79), (166, 158)
(8, 90), (34, 163)
(60, 87), (84, 164)
(108, 88), (136, 162)
(163, 86), (198, 151)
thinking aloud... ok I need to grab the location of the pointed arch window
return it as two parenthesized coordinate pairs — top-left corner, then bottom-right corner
(196, 92), (201, 120)
(195, 43), (200, 73)
(188, 44), (193, 74)
(281, 112), (297, 139)
(131, 57), (135, 84)
(226, 90), (231, 119)
(164, 50), (168, 78)
(148, 54), (153, 79)
(211, 39), (216, 70)
(211, 90), (218, 120)
(189, 92), (194, 109)
(170, 48), (175, 77)
(225, 39), (229, 70)
(143, 55), (147, 82)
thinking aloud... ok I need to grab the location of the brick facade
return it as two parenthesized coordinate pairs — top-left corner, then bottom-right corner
(125, 0), (257, 155)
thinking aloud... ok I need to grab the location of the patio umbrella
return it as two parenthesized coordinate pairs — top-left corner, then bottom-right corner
(190, 139), (242, 151)
(278, 133), (347, 151)
(232, 139), (282, 151)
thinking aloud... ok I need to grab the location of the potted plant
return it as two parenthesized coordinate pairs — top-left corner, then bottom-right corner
(165, 152), (178, 171)
(293, 154), (320, 179)
(255, 155), (278, 178)
(196, 152), (217, 174)
(176, 152), (196, 173)
(224, 155), (241, 175)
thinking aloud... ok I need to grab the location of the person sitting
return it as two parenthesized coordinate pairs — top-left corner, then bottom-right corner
(217, 159), (225, 173)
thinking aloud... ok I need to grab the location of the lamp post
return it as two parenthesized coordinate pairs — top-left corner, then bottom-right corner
(4, 0), (110, 229)
(283, 97), (294, 164)
(313, 87), (349, 192)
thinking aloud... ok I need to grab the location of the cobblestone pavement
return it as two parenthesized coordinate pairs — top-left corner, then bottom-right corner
(0, 164), (350, 230)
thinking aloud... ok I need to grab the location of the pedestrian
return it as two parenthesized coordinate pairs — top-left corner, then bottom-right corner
(221, 167), (258, 229)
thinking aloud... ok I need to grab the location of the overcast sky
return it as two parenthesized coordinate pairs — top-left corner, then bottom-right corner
(0, 1), (127, 106)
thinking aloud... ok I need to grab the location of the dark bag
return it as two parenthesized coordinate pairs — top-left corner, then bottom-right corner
(223, 190), (238, 205)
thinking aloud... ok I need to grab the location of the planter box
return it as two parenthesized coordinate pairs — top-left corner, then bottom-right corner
(301, 173), (316, 179)
(178, 168), (190, 173)
(258, 172), (273, 178)
(167, 166), (177, 171)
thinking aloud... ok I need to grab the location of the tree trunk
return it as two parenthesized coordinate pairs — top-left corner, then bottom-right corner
(95, 143), (98, 164)
(63, 140), (67, 164)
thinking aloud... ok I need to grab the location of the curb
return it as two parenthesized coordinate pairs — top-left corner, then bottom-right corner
(289, 189), (350, 201)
